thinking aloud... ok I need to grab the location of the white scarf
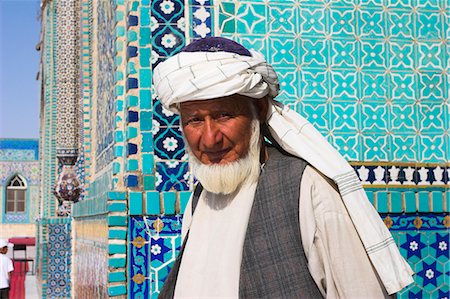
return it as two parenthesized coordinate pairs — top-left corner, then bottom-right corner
(153, 50), (414, 295)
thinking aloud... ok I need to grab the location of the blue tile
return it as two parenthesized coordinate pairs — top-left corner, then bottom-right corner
(128, 15), (139, 26)
(128, 143), (138, 155)
(127, 77), (138, 89)
(127, 46), (138, 58)
(125, 175), (139, 187)
(128, 111), (139, 122)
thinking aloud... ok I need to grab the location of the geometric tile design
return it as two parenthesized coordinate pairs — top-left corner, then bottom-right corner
(217, 0), (449, 164)
(0, 139), (39, 161)
(95, 0), (116, 171)
(129, 216), (182, 299)
(352, 163), (449, 187)
(55, 0), (80, 156)
(0, 162), (40, 185)
(128, 213), (449, 299)
(387, 215), (449, 299)
(47, 222), (71, 298)
(0, 140), (40, 225)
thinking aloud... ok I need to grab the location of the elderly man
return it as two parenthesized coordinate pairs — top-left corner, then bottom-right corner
(153, 37), (413, 298)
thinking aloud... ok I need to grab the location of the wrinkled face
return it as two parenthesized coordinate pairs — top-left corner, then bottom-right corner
(180, 95), (265, 165)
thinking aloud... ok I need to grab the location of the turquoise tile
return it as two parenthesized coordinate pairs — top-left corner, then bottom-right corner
(142, 154), (154, 174)
(140, 111), (153, 132)
(114, 131), (124, 143)
(115, 70), (124, 81)
(108, 216), (127, 226)
(143, 175), (155, 191)
(404, 191), (416, 213)
(179, 191), (192, 214)
(140, 7), (150, 26)
(127, 159), (138, 171)
(127, 61), (137, 75)
(112, 162), (121, 174)
(376, 191), (388, 213)
(140, 89), (151, 110)
(109, 257), (126, 268)
(118, 103), (125, 117)
(163, 192), (177, 214)
(146, 191), (161, 215)
(390, 191), (403, 213)
(108, 202), (127, 212)
(108, 271), (126, 283)
(109, 229), (127, 239)
(127, 127), (138, 139)
(142, 132), (154, 152)
(139, 68), (151, 88)
(140, 48), (151, 68)
(140, 28), (151, 46)
(431, 191), (443, 212)
(127, 30), (138, 42)
(127, 95), (138, 107)
(109, 243), (126, 254)
(114, 145), (123, 157)
(418, 191), (430, 212)
(117, 99), (124, 113)
(116, 26), (125, 37)
(129, 192), (143, 215)
(108, 285), (126, 296)
(108, 191), (127, 200)
(115, 85), (124, 96)
(446, 190), (449, 212)
(116, 11), (124, 22)
(365, 190), (375, 207)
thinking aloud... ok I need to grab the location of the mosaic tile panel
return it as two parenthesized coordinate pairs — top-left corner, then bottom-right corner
(129, 216), (182, 299)
(216, 0), (448, 163)
(0, 162), (40, 185)
(0, 139), (39, 161)
(128, 213), (449, 299)
(352, 163), (449, 188)
(47, 222), (72, 298)
(95, 0), (116, 171)
(55, 0), (80, 159)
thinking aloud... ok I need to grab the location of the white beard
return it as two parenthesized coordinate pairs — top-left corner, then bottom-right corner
(186, 120), (261, 195)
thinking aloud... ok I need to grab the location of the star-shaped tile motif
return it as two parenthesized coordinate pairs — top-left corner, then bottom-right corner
(400, 233), (426, 259)
(417, 261), (442, 287)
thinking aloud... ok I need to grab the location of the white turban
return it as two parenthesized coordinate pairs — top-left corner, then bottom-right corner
(153, 50), (414, 294)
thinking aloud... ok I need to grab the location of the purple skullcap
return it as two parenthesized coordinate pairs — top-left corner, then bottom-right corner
(181, 37), (252, 57)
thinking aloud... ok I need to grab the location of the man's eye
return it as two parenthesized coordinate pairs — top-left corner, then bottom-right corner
(216, 113), (233, 121)
(185, 117), (202, 125)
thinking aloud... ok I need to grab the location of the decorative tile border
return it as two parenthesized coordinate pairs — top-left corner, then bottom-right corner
(0, 139), (39, 161)
(129, 216), (182, 299)
(95, 0), (116, 171)
(46, 222), (72, 298)
(352, 163), (449, 187)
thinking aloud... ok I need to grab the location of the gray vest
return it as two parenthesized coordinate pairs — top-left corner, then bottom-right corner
(159, 147), (323, 298)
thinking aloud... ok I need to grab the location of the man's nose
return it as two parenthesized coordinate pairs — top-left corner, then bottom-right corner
(200, 119), (222, 150)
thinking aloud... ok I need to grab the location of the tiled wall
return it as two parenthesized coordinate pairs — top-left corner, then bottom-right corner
(123, 0), (448, 298)
(0, 139), (40, 225)
(36, 218), (71, 299)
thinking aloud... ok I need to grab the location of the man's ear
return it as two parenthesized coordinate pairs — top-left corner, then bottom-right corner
(254, 96), (270, 123)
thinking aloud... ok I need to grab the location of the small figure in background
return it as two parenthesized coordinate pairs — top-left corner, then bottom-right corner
(0, 239), (13, 299)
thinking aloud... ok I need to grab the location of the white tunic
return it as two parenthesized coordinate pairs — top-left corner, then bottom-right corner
(175, 166), (390, 299)
(0, 253), (13, 289)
